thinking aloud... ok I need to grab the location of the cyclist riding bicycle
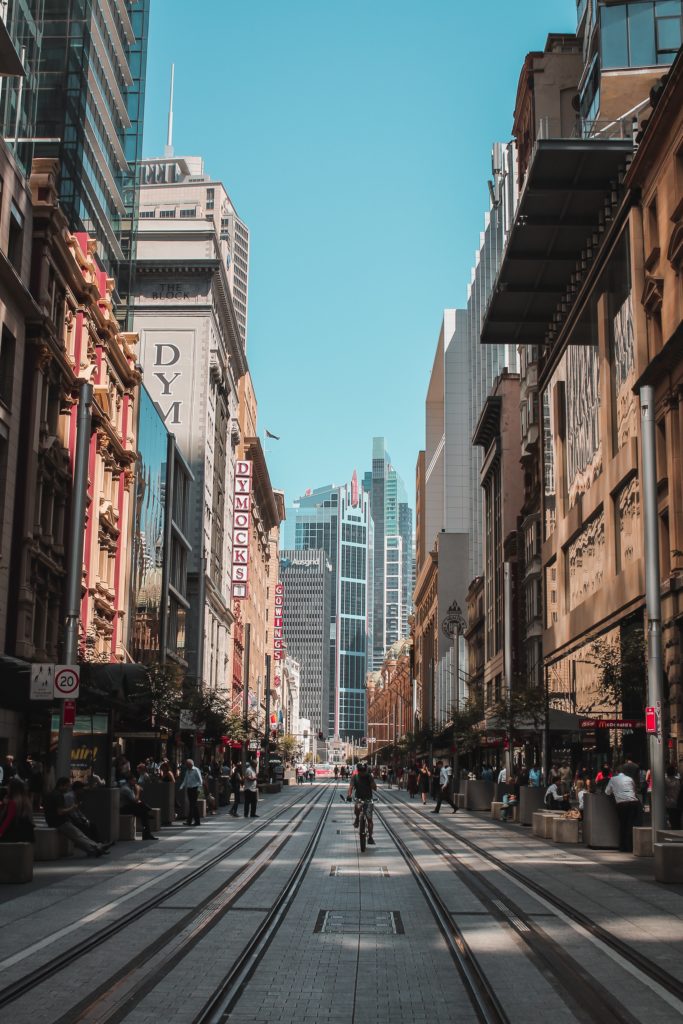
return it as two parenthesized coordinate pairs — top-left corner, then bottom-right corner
(347, 762), (377, 845)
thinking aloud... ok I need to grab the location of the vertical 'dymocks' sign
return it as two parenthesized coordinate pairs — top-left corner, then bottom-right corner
(273, 582), (285, 661)
(232, 460), (253, 599)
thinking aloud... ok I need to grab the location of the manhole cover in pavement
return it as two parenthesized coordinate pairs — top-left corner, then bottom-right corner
(314, 910), (404, 935)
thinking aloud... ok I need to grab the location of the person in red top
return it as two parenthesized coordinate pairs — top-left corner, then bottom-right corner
(0, 779), (34, 843)
(595, 764), (612, 791)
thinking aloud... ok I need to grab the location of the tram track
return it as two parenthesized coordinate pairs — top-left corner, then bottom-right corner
(50, 787), (334, 1024)
(0, 785), (323, 1013)
(381, 792), (683, 1020)
(374, 802), (509, 1024)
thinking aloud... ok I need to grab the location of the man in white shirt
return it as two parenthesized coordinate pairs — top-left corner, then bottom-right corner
(605, 769), (641, 852)
(432, 761), (457, 814)
(179, 758), (203, 826)
(243, 760), (259, 818)
(497, 766), (507, 784)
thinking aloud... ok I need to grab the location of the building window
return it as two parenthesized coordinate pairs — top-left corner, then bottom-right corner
(160, 209), (176, 219)
(206, 188), (215, 210)
(180, 208), (196, 218)
(7, 201), (23, 271)
(601, 2), (683, 70)
(140, 209), (156, 218)
(0, 326), (15, 408)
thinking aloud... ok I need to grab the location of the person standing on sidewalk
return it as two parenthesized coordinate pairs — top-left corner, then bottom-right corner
(418, 763), (431, 805)
(243, 760), (258, 818)
(179, 758), (203, 826)
(432, 761), (457, 814)
(605, 768), (641, 852)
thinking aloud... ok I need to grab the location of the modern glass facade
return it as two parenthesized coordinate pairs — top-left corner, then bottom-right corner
(34, 0), (150, 320)
(0, 1), (44, 174)
(286, 475), (372, 740)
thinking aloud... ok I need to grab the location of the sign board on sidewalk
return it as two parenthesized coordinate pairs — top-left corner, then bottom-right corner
(30, 664), (54, 700)
(54, 665), (80, 699)
(645, 706), (658, 734)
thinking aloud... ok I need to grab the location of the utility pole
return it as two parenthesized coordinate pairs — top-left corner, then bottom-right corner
(442, 599), (466, 784)
(241, 623), (251, 773)
(503, 562), (514, 778)
(57, 382), (93, 780)
(640, 385), (667, 835)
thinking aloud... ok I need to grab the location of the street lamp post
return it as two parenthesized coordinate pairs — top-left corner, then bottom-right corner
(442, 599), (467, 785)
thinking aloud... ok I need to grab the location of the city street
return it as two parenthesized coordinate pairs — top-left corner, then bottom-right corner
(1, 782), (682, 1024)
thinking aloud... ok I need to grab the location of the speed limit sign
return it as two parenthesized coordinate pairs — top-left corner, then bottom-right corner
(54, 665), (80, 699)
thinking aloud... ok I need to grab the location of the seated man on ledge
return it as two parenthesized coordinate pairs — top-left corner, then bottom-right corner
(119, 773), (159, 840)
(44, 778), (112, 858)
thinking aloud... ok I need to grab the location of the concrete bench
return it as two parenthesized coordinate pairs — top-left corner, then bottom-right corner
(532, 811), (563, 838)
(34, 828), (73, 861)
(491, 801), (518, 822)
(118, 815), (137, 840)
(654, 842), (683, 883)
(455, 793), (465, 809)
(135, 808), (161, 834)
(551, 817), (581, 844)
(633, 826), (653, 857)
(655, 829), (683, 844)
(519, 787), (546, 825)
(0, 843), (33, 883)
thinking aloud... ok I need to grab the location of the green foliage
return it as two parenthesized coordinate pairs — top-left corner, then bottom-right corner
(446, 695), (485, 753)
(488, 686), (547, 732)
(128, 662), (183, 723)
(184, 688), (253, 741)
(276, 734), (298, 763)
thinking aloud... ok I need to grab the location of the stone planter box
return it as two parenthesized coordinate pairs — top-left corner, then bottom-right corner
(551, 817), (581, 844)
(79, 787), (121, 842)
(533, 810), (561, 837)
(35, 828), (73, 860)
(135, 808), (161, 833)
(491, 801), (518, 822)
(583, 792), (620, 849)
(142, 782), (175, 826)
(654, 842), (683, 883)
(493, 783), (510, 801)
(633, 826), (653, 857)
(465, 780), (494, 811)
(0, 843), (33, 883)
(655, 829), (683, 843)
(520, 787), (546, 826)
(119, 815), (137, 840)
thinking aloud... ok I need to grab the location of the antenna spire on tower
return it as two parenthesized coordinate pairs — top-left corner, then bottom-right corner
(164, 63), (175, 158)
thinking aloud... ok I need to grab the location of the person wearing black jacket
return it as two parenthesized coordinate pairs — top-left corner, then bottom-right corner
(230, 765), (242, 817)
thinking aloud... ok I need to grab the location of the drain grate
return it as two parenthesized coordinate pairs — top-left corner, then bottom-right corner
(379, 866), (390, 877)
(330, 866), (342, 876)
(314, 910), (404, 935)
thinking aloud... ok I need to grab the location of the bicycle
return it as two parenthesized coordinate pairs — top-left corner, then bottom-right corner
(341, 793), (376, 851)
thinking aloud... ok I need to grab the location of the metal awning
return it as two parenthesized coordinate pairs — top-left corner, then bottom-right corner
(0, 20), (25, 78)
(481, 138), (634, 346)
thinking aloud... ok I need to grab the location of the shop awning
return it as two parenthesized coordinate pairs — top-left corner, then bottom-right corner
(481, 138), (634, 347)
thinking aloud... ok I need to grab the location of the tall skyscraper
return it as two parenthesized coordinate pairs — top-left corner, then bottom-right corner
(285, 473), (372, 740)
(33, 0), (150, 318)
(279, 550), (332, 737)
(0, 2), (43, 175)
(367, 438), (413, 668)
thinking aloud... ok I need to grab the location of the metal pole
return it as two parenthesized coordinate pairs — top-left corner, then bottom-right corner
(57, 382), (93, 779)
(453, 633), (461, 784)
(264, 654), (271, 782)
(241, 623), (251, 773)
(640, 385), (667, 835)
(503, 561), (513, 777)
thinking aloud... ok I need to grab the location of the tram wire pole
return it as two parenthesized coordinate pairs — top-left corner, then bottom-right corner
(241, 624), (251, 774)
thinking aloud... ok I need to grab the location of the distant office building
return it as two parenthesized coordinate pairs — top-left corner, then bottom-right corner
(33, 1), (150, 317)
(285, 473), (373, 740)
(279, 550), (332, 737)
(0, 2), (43, 175)
(367, 438), (413, 669)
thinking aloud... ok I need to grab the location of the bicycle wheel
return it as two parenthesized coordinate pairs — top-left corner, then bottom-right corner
(359, 816), (367, 852)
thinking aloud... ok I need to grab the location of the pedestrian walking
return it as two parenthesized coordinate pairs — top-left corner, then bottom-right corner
(605, 768), (641, 852)
(230, 765), (242, 816)
(432, 761), (457, 814)
(418, 763), (430, 805)
(179, 758), (203, 826)
(244, 760), (258, 817)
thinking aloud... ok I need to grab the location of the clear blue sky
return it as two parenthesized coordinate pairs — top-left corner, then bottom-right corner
(143, 0), (576, 507)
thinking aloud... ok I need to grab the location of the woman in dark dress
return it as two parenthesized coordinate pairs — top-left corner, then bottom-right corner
(418, 764), (431, 806)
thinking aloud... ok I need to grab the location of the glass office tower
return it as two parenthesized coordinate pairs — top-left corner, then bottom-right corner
(0, 1), (44, 175)
(34, 0), (150, 320)
(285, 473), (372, 740)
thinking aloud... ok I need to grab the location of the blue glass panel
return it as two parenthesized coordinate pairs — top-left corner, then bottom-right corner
(602, 4), (630, 67)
